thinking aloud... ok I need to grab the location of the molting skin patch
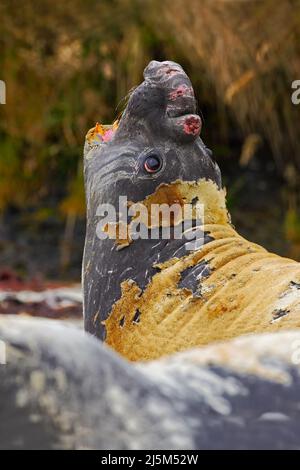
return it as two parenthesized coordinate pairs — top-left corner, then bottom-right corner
(83, 60), (300, 361)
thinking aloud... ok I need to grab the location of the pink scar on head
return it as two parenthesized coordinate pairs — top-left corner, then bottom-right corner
(169, 85), (193, 101)
(183, 116), (202, 136)
(102, 129), (115, 142)
(85, 121), (119, 146)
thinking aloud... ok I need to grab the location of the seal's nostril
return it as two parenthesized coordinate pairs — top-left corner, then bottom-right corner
(183, 116), (202, 136)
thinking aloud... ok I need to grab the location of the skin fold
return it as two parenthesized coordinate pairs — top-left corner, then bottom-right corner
(1, 60), (300, 450)
(83, 60), (300, 361)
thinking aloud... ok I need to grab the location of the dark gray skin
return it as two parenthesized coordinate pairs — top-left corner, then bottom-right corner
(1, 62), (300, 449)
(83, 60), (221, 339)
(1, 316), (300, 449)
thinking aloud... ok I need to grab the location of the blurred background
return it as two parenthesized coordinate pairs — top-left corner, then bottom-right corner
(1, 0), (300, 291)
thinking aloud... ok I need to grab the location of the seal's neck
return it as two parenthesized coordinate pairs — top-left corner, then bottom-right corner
(134, 178), (232, 241)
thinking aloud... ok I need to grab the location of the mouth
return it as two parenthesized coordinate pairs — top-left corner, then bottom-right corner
(146, 61), (199, 127)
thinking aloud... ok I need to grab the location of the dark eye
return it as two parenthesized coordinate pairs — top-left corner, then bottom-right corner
(144, 154), (162, 174)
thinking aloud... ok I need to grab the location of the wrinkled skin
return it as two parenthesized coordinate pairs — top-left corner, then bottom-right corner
(1, 60), (300, 449)
(83, 60), (221, 340)
(83, 61), (300, 362)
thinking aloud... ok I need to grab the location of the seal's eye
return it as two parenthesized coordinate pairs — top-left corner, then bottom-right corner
(144, 154), (162, 174)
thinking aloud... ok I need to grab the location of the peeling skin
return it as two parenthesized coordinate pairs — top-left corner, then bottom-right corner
(104, 179), (300, 362)
(85, 121), (119, 146)
(103, 178), (229, 249)
(137, 179), (228, 226)
(103, 221), (132, 250)
(83, 60), (300, 361)
(178, 261), (211, 296)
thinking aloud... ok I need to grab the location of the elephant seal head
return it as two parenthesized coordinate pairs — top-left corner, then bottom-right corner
(83, 60), (226, 356)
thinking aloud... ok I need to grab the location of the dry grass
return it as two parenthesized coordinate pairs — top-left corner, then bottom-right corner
(147, 0), (300, 171)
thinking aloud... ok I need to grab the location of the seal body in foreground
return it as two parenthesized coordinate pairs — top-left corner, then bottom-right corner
(83, 60), (300, 361)
(1, 316), (300, 449)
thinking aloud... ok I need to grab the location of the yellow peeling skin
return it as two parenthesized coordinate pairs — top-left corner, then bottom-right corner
(103, 179), (300, 362)
(86, 121), (119, 145)
(109, 179), (229, 249)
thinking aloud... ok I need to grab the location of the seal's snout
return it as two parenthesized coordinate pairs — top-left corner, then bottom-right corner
(144, 61), (193, 104)
(142, 60), (200, 141)
(144, 60), (184, 80)
(166, 83), (196, 118)
(83, 59), (225, 344)
(114, 59), (201, 143)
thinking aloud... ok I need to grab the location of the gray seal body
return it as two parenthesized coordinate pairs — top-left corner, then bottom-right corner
(83, 60), (221, 340)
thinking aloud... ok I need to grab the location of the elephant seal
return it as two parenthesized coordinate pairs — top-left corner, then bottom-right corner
(83, 60), (300, 361)
(1, 316), (300, 449)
